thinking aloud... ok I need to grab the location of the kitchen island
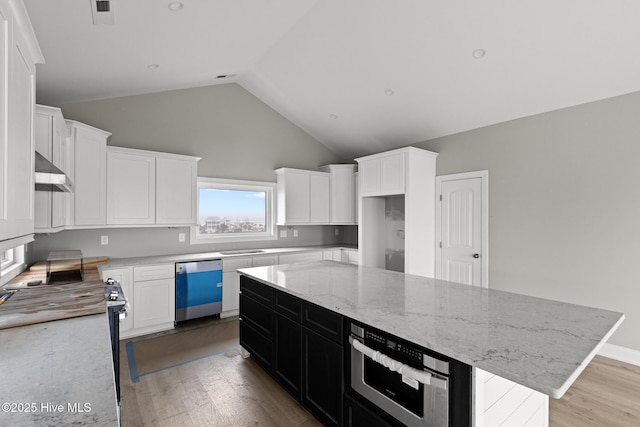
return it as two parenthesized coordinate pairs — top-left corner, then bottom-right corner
(238, 261), (624, 426)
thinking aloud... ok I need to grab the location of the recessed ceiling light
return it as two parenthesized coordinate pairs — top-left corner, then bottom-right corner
(472, 49), (486, 59)
(329, 114), (338, 119)
(147, 64), (160, 70)
(168, 2), (184, 12)
(384, 89), (395, 96)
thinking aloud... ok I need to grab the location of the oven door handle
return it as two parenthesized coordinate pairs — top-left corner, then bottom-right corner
(349, 336), (448, 390)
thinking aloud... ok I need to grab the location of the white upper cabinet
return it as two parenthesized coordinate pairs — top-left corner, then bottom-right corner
(106, 146), (200, 227)
(309, 173), (330, 224)
(68, 120), (111, 227)
(156, 156), (198, 225)
(357, 150), (405, 197)
(275, 168), (330, 225)
(356, 147), (439, 277)
(0, 0), (43, 247)
(34, 105), (70, 232)
(318, 164), (356, 225)
(107, 148), (156, 225)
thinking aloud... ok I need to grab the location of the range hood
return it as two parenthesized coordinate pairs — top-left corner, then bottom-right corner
(34, 151), (73, 193)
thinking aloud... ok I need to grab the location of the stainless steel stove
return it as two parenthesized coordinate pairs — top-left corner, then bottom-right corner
(104, 278), (128, 403)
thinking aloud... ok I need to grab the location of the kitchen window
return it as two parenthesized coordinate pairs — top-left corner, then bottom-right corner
(191, 177), (277, 244)
(0, 248), (14, 270)
(0, 245), (25, 286)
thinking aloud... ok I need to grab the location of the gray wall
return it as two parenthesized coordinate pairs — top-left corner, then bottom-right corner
(31, 225), (353, 261)
(59, 83), (341, 181)
(31, 83), (353, 261)
(416, 91), (640, 352)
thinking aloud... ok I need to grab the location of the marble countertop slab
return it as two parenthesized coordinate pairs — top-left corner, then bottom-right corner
(0, 314), (118, 426)
(99, 244), (357, 270)
(238, 261), (624, 399)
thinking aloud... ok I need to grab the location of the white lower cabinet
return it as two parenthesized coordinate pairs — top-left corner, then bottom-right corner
(346, 249), (359, 265)
(103, 263), (175, 339)
(101, 249), (354, 337)
(221, 257), (252, 317)
(323, 249), (359, 265)
(133, 277), (174, 329)
(279, 251), (323, 264)
(221, 255), (279, 318)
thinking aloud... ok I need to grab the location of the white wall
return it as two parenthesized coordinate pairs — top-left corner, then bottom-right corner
(416, 91), (640, 352)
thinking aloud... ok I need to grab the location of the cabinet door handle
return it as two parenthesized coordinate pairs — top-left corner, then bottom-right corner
(349, 336), (447, 390)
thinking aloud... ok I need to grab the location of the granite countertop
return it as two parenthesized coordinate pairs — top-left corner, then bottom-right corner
(238, 261), (624, 399)
(99, 244), (357, 269)
(0, 314), (118, 426)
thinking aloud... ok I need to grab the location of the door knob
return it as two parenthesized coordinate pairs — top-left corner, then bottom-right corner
(473, 253), (480, 258)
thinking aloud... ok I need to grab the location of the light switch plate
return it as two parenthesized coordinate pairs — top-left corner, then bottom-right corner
(293, 229), (298, 237)
(101, 236), (109, 245)
(178, 233), (185, 242)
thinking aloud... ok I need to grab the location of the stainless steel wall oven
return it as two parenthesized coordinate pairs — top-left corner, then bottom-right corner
(347, 321), (471, 427)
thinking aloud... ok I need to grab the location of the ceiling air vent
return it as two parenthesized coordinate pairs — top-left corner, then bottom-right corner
(90, 0), (115, 25)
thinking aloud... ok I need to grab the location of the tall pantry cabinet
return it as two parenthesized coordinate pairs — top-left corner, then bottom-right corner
(0, 0), (44, 250)
(356, 147), (438, 278)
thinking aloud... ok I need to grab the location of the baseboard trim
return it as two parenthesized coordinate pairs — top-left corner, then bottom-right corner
(598, 343), (640, 366)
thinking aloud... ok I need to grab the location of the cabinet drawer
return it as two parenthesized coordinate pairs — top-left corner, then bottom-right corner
(240, 294), (273, 338)
(274, 291), (302, 323)
(223, 257), (253, 272)
(303, 302), (344, 345)
(240, 275), (273, 306)
(240, 319), (272, 370)
(133, 263), (175, 281)
(252, 255), (279, 267)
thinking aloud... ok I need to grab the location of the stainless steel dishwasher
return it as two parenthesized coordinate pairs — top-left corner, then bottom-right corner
(175, 259), (223, 322)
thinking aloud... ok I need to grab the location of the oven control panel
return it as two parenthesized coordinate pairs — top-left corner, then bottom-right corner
(365, 330), (424, 365)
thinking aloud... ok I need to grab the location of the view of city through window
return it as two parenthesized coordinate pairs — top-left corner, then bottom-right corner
(197, 188), (267, 235)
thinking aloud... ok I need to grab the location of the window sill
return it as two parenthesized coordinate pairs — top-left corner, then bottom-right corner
(0, 262), (27, 287)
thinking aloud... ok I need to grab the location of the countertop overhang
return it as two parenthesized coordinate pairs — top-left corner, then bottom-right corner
(238, 261), (624, 399)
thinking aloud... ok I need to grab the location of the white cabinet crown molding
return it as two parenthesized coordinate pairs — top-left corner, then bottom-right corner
(107, 145), (201, 162)
(65, 120), (112, 139)
(3, 0), (44, 65)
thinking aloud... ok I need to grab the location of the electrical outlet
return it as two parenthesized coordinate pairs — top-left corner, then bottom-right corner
(178, 233), (185, 242)
(293, 229), (298, 237)
(280, 229), (287, 238)
(101, 236), (109, 245)
(335, 228), (340, 236)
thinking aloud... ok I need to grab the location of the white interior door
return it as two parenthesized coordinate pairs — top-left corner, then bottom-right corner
(436, 171), (488, 287)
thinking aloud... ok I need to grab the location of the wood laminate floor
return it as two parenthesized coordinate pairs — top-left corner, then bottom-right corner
(119, 319), (640, 426)
(549, 355), (640, 426)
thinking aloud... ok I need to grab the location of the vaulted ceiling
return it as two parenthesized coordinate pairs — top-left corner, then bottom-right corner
(24, 0), (640, 158)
